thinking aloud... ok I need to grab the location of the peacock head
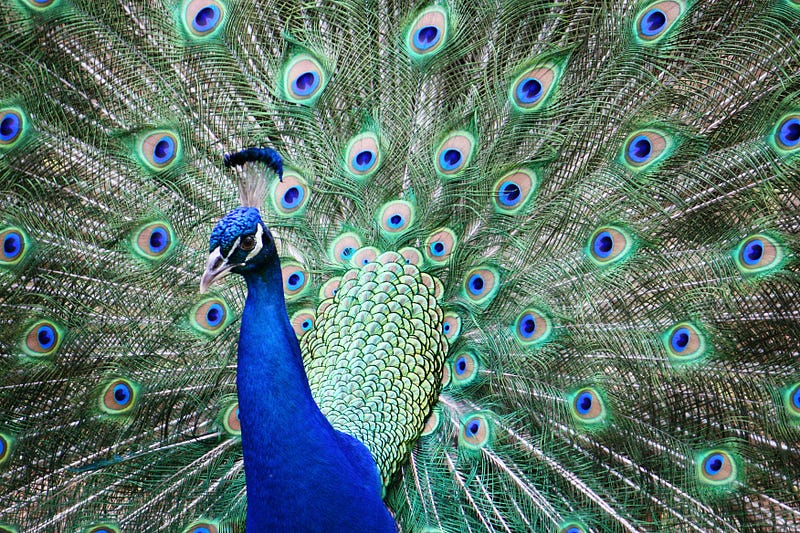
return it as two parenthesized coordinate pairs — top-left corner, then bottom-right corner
(200, 147), (284, 293)
(200, 207), (278, 292)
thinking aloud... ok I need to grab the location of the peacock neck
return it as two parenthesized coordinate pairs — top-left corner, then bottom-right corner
(237, 259), (396, 532)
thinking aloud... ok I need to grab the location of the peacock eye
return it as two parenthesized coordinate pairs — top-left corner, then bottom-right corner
(240, 234), (256, 252)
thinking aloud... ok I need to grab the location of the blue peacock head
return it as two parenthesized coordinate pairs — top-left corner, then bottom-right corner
(200, 147), (283, 292)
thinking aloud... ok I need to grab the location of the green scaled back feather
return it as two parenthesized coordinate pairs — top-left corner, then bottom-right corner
(2, 0), (800, 531)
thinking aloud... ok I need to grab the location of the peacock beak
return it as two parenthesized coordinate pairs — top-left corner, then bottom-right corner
(200, 247), (237, 293)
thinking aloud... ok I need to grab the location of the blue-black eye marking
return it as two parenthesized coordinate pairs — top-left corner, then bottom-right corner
(468, 274), (484, 294)
(353, 150), (375, 171)
(498, 181), (521, 206)
(414, 25), (440, 50)
(23, 320), (63, 357)
(388, 214), (404, 228)
(153, 136), (175, 165)
(184, 0), (225, 38)
(293, 71), (319, 96)
(465, 419), (480, 437)
(516, 78), (543, 104)
(0, 432), (11, 465)
(640, 8), (667, 36)
(462, 267), (499, 306)
(663, 322), (706, 362)
(0, 111), (21, 144)
(455, 356), (467, 374)
(439, 149), (462, 170)
(741, 238), (763, 265)
(2, 230), (23, 261)
(570, 387), (606, 423)
(287, 272), (304, 290)
(594, 231), (612, 257)
(282, 186), (303, 209)
(192, 298), (231, 335)
(588, 226), (632, 265)
(443, 322), (451, 333)
(460, 413), (492, 449)
(670, 326), (690, 352)
(425, 228), (457, 264)
(341, 247), (354, 259)
(101, 379), (137, 414)
(205, 303), (224, 327)
(627, 135), (652, 163)
(779, 117), (800, 148)
(148, 226), (168, 253)
(430, 241), (445, 256)
(193, 5), (220, 33)
(697, 449), (737, 485)
(575, 391), (593, 414)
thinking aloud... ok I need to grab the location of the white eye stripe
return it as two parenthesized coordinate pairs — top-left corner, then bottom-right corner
(244, 225), (264, 262)
(225, 237), (241, 259)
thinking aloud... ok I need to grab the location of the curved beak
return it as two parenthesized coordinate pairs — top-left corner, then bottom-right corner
(200, 247), (237, 293)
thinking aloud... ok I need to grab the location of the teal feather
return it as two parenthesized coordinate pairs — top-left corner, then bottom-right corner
(2, 0), (800, 531)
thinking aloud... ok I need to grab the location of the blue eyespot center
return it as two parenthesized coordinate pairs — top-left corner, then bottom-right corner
(440, 148), (462, 170)
(0, 113), (20, 141)
(430, 241), (446, 257)
(468, 274), (484, 294)
(455, 357), (467, 375)
(414, 25), (440, 50)
(628, 135), (652, 162)
(153, 137), (175, 164)
(149, 227), (168, 253)
(671, 327), (690, 352)
(516, 78), (543, 103)
(193, 528), (211, 533)
(465, 419), (480, 437)
(340, 247), (354, 260)
(206, 303), (223, 327)
(443, 322), (451, 333)
(704, 454), (724, 476)
(353, 150), (375, 171)
(576, 392), (593, 414)
(498, 181), (521, 206)
(388, 214), (404, 228)
(3, 232), (22, 259)
(114, 383), (131, 405)
(293, 71), (320, 96)
(193, 6), (220, 32)
(301, 319), (312, 331)
(779, 118), (800, 147)
(792, 386), (800, 409)
(520, 314), (536, 338)
(743, 239), (764, 265)
(282, 186), (304, 209)
(567, 528), (581, 533)
(287, 271), (305, 290)
(37, 325), (55, 350)
(641, 8), (667, 36)
(593, 231), (613, 258)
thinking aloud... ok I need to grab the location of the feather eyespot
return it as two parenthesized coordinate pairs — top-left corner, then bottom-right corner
(132, 221), (176, 261)
(514, 308), (553, 346)
(635, 1), (685, 43)
(138, 131), (181, 171)
(378, 200), (414, 236)
(271, 171), (309, 216)
(0, 433), (12, 466)
(697, 449), (737, 486)
(191, 297), (232, 335)
(320, 277), (341, 299)
(222, 402), (241, 435)
(282, 54), (328, 104)
(184, 0), (226, 38)
(351, 247), (379, 267)
(509, 64), (560, 111)
(407, 6), (448, 58)
(345, 133), (381, 179)
(734, 234), (782, 275)
(463, 267), (499, 306)
(570, 387), (607, 425)
(1, 227), (29, 265)
(421, 407), (441, 436)
(0, 108), (25, 147)
(621, 130), (671, 170)
(86, 525), (120, 533)
(442, 312), (461, 343)
(291, 309), (316, 338)
(281, 263), (310, 300)
(329, 233), (363, 264)
(100, 379), (137, 414)
(398, 246), (422, 266)
(588, 226), (633, 265)
(663, 322), (707, 363)
(435, 131), (475, 178)
(558, 524), (587, 533)
(182, 522), (219, 533)
(451, 351), (480, 386)
(22, 320), (63, 358)
(493, 169), (537, 213)
(460, 413), (492, 450)
(424, 228), (457, 265)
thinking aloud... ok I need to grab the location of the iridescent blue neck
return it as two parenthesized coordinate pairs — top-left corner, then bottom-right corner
(237, 258), (396, 531)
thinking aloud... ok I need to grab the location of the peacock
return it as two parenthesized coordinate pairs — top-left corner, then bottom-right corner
(1, 0), (800, 530)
